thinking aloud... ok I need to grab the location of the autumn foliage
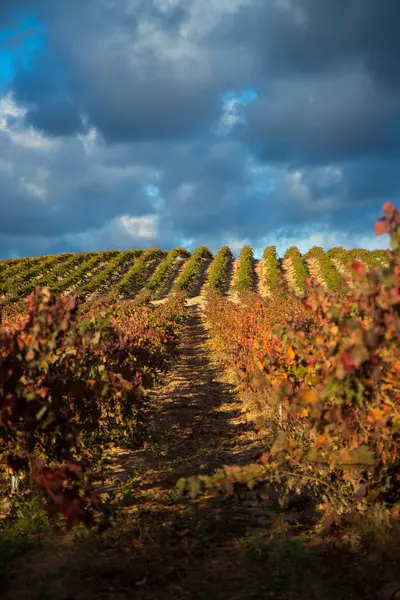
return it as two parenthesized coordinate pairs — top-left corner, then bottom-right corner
(0, 288), (185, 528)
(185, 202), (400, 528)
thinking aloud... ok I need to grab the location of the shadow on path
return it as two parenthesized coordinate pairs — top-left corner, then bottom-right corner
(100, 302), (261, 495)
(188, 260), (212, 298)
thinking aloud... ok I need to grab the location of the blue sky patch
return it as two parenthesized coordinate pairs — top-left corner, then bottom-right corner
(0, 14), (45, 91)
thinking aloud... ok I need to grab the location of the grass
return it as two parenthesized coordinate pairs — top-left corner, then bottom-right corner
(0, 494), (51, 592)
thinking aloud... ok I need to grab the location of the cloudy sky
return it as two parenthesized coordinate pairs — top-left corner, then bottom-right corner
(0, 0), (396, 258)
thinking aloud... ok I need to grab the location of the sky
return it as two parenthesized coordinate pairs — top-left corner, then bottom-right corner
(0, 0), (397, 258)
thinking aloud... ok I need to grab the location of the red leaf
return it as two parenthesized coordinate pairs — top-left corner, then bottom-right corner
(341, 351), (355, 372)
(382, 201), (395, 216)
(374, 220), (389, 236)
(349, 260), (364, 275)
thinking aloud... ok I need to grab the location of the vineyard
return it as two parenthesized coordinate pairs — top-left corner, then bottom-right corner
(0, 204), (399, 600)
(0, 243), (391, 308)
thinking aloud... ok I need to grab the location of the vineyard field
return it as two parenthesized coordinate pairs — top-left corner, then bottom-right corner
(0, 246), (389, 307)
(0, 210), (399, 600)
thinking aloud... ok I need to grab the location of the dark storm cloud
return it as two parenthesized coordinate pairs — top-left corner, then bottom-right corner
(0, 0), (399, 257)
(8, 0), (232, 142)
(0, 174), (152, 238)
(0, 128), (154, 239)
(219, 0), (400, 168)
(226, 0), (400, 87)
(241, 71), (400, 164)
(10, 44), (85, 136)
(341, 157), (400, 204)
(7, 0), (400, 144)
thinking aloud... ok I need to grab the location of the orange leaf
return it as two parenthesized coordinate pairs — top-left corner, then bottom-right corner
(374, 220), (389, 236)
(370, 408), (385, 421)
(286, 345), (295, 361)
(349, 260), (364, 274)
(300, 389), (317, 404)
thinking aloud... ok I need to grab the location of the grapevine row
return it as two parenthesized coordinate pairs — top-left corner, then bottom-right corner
(303, 246), (343, 292)
(4, 254), (72, 299)
(51, 251), (118, 295)
(0, 256), (44, 287)
(172, 246), (213, 295)
(232, 245), (255, 293)
(117, 248), (167, 297)
(261, 246), (280, 296)
(371, 249), (391, 265)
(78, 250), (142, 298)
(0, 245), (391, 304)
(145, 248), (190, 296)
(205, 246), (233, 292)
(282, 246), (309, 295)
(30, 252), (95, 294)
(0, 258), (18, 277)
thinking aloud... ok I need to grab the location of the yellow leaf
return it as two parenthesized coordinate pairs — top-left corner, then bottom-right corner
(370, 408), (384, 421)
(286, 345), (295, 361)
(300, 389), (317, 404)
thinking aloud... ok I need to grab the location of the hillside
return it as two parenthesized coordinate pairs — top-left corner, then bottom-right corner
(0, 245), (390, 306)
(0, 210), (399, 600)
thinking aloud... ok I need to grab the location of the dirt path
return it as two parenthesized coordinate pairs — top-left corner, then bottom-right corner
(253, 258), (261, 296)
(226, 259), (240, 303)
(4, 301), (267, 600)
(100, 302), (259, 494)
(255, 257), (265, 297)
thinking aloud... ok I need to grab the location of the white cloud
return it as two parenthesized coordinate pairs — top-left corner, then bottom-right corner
(262, 224), (390, 257)
(77, 126), (98, 155)
(224, 237), (250, 256)
(286, 166), (343, 212)
(215, 89), (258, 137)
(9, 128), (56, 151)
(118, 214), (158, 239)
(0, 95), (26, 118)
(0, 93), (57, 151)
(20, 167), (50, 202)
(179, 0), (252, 41)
